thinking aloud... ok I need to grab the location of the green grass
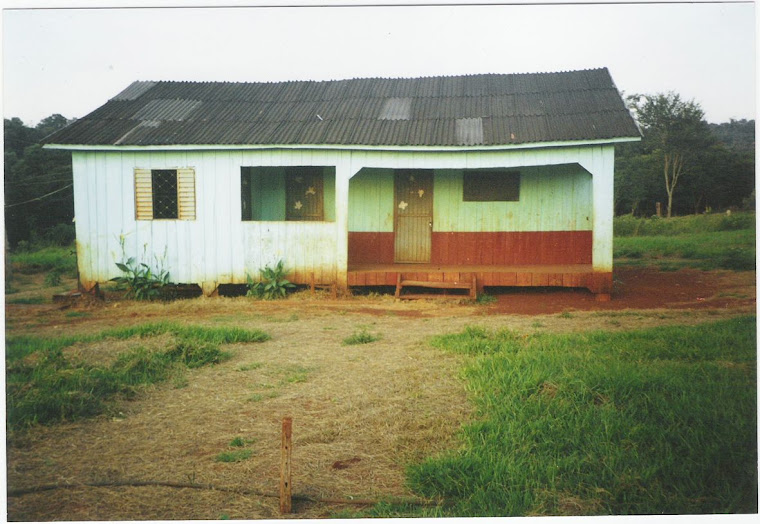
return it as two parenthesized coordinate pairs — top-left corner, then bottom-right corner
(476, 293), (497, 305)
(10, 245), (77, 275)
(229, 436), (255, 447)
(6, 323), (270, 431)
(614, 212), (755, 237)
(65, 311), (91, 318)
(612, 212), (755, 270)
(614, 229), (755, 270)
(396, 317), (757, 516)
(343, 328), (382, 345)
(214, 449), (253, 463)
(237, 362), (263, 372)
(7, 296), (46, 305)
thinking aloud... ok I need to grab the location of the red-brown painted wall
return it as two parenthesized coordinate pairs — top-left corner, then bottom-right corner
(348, 232), (395, 264)
(431, 231), (592, 265)
(348, 231), (592, 266)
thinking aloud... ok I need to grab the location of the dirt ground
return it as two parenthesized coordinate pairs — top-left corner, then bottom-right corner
(5, 266), (756, 520)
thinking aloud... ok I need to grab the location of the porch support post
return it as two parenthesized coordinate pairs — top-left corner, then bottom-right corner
(588, 145), (614, 301)
(334, 157), (355, 294)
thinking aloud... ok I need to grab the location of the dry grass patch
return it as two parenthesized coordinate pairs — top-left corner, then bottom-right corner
(7, 314), (471, 520)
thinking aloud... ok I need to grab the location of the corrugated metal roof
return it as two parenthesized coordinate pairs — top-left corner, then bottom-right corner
(45, 68), (641, 147)
(379, 98), (413, 120)
(456, 118), (484, 146)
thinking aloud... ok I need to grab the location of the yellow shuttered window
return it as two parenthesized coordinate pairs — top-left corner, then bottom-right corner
(176, 168), (196, 220)
(134, 168), (196, 220)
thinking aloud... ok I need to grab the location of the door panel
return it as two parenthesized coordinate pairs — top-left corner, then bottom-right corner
(394, 170), (433, 263)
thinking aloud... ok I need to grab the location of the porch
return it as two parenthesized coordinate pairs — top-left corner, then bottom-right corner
(347, 263), (613, 300)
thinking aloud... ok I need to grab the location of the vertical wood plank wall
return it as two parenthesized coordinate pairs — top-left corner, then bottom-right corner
(72, 145), (613, 289)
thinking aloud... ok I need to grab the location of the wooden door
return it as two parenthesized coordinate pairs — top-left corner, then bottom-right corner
(394, 170), (433, 263)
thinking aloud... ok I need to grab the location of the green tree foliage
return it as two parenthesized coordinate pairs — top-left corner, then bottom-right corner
(614, 142), (660, 216)
(617, 94), (754, 217)
(4, 115), (74, 246)
(628, 93), (715, 217)
(710, 119), (755, 152)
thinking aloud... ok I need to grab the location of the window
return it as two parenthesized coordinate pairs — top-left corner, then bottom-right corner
(285, 169), (324, 221)
(134, 168), (196, 220)
(151, 170), (178, 219)
(241, 166), (335, 222)
(462, 170), (520, 202)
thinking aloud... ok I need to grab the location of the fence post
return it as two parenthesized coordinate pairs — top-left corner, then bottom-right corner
(280, 417), (293, 514)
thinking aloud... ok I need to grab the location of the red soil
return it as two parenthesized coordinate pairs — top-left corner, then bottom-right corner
(487, 267), (755, 315)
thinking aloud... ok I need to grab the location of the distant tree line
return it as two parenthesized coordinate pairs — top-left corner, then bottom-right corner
(5, 115), (74, 247)
(3, 99), (755, 247)
(615, 93), (754, 217)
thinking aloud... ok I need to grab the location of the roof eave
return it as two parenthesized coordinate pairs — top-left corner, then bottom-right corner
(43, 136), (642, 153)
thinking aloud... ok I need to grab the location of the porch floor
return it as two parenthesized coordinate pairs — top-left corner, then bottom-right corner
(347, 263), (599, 290)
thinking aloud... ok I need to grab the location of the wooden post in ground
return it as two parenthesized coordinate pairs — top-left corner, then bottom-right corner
(280, 417), (293, 514)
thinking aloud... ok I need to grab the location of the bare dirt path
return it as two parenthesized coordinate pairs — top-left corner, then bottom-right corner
(5, 267), (756, 520)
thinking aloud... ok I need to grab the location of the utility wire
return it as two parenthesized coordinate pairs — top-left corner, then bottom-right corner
(4, 183), (73, 208)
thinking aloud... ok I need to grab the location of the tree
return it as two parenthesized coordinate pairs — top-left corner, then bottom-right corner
(709, 119), (755, 152)
(614, 142), (660, 216)
(35, 114), (71, 140)
(628, 93), (715, 217)
(4, 116), (73, 246)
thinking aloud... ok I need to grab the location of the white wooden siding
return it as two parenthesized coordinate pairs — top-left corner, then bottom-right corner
(72, 145), (613, 287)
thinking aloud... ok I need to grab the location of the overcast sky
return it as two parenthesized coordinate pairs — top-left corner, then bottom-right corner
(2, 1), (756, 126)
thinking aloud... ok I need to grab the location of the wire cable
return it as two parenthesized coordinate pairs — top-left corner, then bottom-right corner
(4, 184), (73, 208)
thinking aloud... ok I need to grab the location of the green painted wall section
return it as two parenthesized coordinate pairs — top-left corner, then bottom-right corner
(246, 167), (335, 221)
(348, 168), (395, 232)
(323, 170), (336, 222)
(433, 164), (592, 232)
(347, 164), (592, 233)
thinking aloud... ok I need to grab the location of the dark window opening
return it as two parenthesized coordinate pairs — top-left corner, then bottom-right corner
(152, 169), (179, 219)
(463, 170), (520, 202)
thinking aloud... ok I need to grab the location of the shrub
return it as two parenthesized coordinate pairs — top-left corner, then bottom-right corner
(718, 213), (755, 231)
(43, 223), (76, 246)
(246, 260), (295, 300)
(44, 268), (63, 287)
(718, 247), (756, 270)
(111, 256), (171, 300)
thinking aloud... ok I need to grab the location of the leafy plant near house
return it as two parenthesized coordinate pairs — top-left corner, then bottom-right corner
(246, 260), (295, 300)
(111, 237), (172, 300)
(111, 256), (171, 300)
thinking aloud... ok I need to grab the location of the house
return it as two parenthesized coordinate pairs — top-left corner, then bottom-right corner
(44, 68), (641, 300)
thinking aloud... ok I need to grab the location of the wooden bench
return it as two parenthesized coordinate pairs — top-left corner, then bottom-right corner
(309, 272), (337, 298)
(395, 274), (477, 300)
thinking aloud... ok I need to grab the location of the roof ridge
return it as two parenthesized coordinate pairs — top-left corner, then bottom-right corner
(126, 86), (621, 103)
(127, 67), (611, 88)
